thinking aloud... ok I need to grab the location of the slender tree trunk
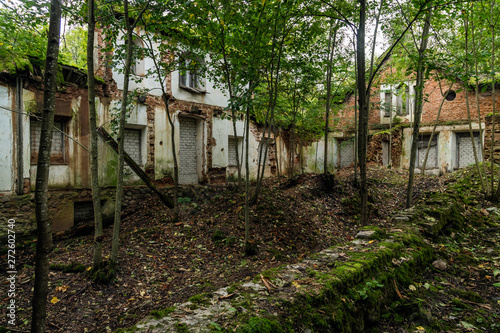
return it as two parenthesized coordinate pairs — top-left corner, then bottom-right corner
(353, 37), (359, 184)
(244, 99), (250, 245)
(163, 94), (180, 220)
(111, 0), (146, 265)
(324, 21), (337, 175)
(87, 0), (103, 269)
(141, 32), (178, 217)
(489, 1), (500, 199)
(471, 17), (490, 194)
(406, 8), (433, 209)
(31, 1), (61, 332)
(422, 82), (453, 171)
(356, 0), (369, 225)
(462, 16), (486, 191)
(16, 76), (24, 195)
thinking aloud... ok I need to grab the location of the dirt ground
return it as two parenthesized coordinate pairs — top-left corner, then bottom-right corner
(1, 166), (498, 333)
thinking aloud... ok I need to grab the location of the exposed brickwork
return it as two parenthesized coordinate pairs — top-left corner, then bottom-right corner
(30, 120), (64, 163)
(367, 128), (403, 168)
(483, 115), (500, 163)
(337, 76), (500, 133)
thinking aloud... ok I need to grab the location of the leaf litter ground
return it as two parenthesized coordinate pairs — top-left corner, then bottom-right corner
(1, 165), (499, 332)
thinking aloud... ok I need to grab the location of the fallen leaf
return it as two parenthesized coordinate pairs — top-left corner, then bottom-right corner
(409, 285), (417, 291)
(51, 297), (59, 304)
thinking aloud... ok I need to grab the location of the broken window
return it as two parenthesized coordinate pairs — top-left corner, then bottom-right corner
(381, 83), (413, 118)
(396, 84), (410, 116)
(417, 134), (438, 169)
(124, 128), (142, 165)
(30, 119), (67, 164)
(130, 37), (145, 76)
(383, 92), (392, 117)
(179, 54), (204, 93)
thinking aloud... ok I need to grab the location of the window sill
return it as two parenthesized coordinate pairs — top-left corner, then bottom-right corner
(179, 84), (206, 94)
(31, 162), (69, 166)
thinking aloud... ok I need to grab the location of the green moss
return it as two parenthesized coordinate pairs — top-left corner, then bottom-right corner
(237, 317), (285, 333)
(50, 262), (86, 273)
(188, 292), (211, 309)
(450, 289), (485, 303)
(150, 307), (176, 319)
(112, 325), (138, 333)
(94, 75), (106, 84)
(174, 323), (189, 333)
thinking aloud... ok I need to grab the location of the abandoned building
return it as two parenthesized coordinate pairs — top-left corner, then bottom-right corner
(0, 29), (282, 236)
(2, 30), (500, 238)
(325, 68), (500, 175)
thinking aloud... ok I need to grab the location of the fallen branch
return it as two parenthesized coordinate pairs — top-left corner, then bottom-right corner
(98, 126), (174, 209)
(260, 274), (277, 292)
(394, 279), (404, 299)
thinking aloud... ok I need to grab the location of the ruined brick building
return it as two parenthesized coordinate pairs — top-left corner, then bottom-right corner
(1, 31), (499, 237)
(0, 29), (281, 236)
(327, 66), (500, 175)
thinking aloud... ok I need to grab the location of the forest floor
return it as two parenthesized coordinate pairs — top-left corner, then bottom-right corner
(1, 165), (499, 333)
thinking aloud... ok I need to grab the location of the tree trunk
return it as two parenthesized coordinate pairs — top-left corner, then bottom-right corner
(163, 94), (180, 220)
(31, 1), (61, 332)
(141, 31), (179, 217)
(111, 0), (134, 265)
(406, 8), (433, 209)
(324, 21), (337, 175)
(356, 0), (369, 226)
(87, 0), (104, 269)
(244, 99), (250, 245)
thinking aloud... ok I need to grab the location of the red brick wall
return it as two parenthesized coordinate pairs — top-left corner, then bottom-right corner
(336, 76), (500, 131)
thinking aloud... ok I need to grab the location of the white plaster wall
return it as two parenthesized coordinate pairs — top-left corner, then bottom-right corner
(111, 31), (230, 105)
(402, 123), (484, 174)
(211, 118), (245, 168)
(21, 90), (31, 179)
(29, 165), (70, 188)
(171, 69), (229, 108)
(154, 105), (174, 179)
(111, 31), (164, 97)
(0, 85), (14, 192)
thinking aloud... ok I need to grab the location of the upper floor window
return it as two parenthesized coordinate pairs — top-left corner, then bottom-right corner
(381, 83), (414, 117)
(131, 37), (145, 76)
(179, 54), (205, 93)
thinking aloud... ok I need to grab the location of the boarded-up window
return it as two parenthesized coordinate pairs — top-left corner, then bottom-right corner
(30, 119), (66, 164)
(417, 134), (438, 169)
(178, 117), (198, 184)
(382, 141), (390, 166)
(228, 137), (242, 166)
(338, 139), (355, 168)
(124, 129), (142, 165)
(457, 132), (482, 168)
